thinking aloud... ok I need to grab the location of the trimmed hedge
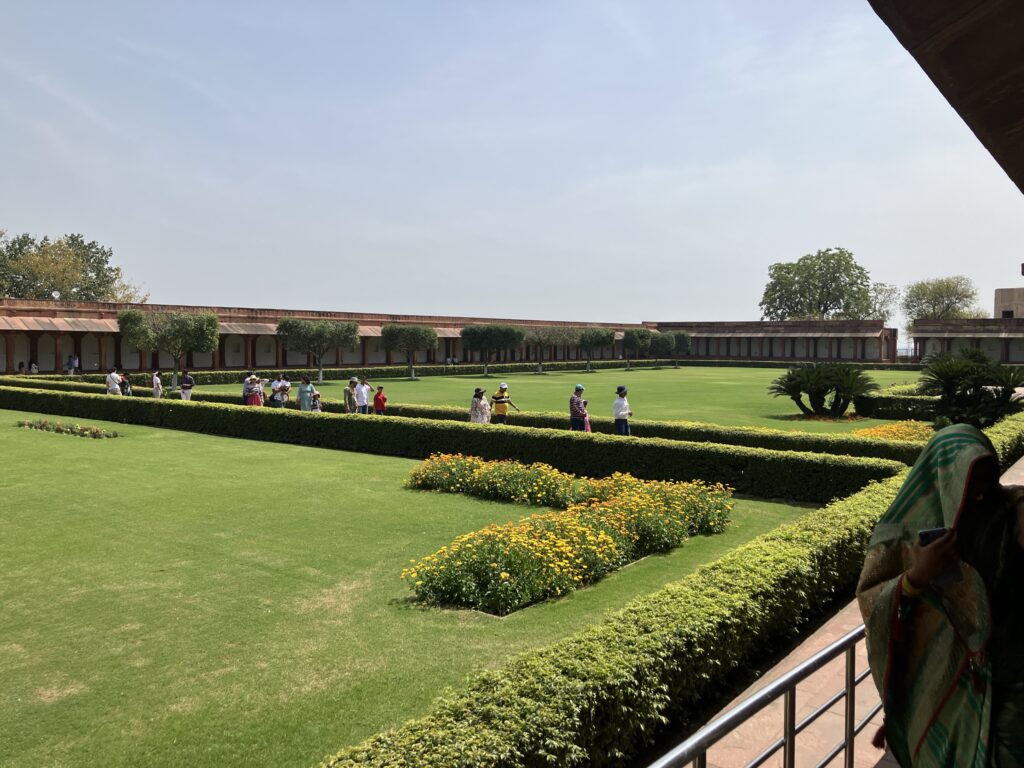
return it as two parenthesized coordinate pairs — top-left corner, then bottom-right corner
(321, 474), (908, 767)
(0, 376), (923, 463)
(319, 412), (1024, 767)
(853, 392), (938, 420)
(0, 386), (904, 503)
(25, 359), (679, 386)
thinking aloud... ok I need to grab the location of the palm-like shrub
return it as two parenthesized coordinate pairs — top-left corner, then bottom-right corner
(920, 351), (1024, 428)
(769, 363), (879, 418)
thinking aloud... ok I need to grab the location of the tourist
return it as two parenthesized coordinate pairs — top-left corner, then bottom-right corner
(569, 384), (588, 431)
(373, 385), (387, 415)
(152, 370), (163, 398)
(280, 375), (292, 405)
(119, 370), (133, 397)
(857, 425), (1024, 765)
(179, 370), (195, 400)
(16, 362), (25, 375)
(29, 360), (38, 374)
(310, 391), (322, 412)
(344, 377), (358, 413)
(268, 374), (285, 408)
(297, 376), (317, 411)
(243, 374), (264, 406)
(356, 376), (373, 414)
(65, 354), (75, 375)
(490, 383), (519, 425)
(71, 354), (79, 374)
(469, 387), (491, 424)
(612, 385), (633, 436)
(105, 366), (122, 395)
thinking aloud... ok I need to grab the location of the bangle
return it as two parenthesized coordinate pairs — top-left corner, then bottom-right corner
(901, 573), (923, 598)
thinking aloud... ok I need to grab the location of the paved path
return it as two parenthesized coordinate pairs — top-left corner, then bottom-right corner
(671, 453), (1024, 768)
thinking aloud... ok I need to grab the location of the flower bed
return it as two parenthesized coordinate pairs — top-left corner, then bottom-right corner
(16, 418), (120, 439)
(851, 420), (933, 442)
(403, 455), (733, 614)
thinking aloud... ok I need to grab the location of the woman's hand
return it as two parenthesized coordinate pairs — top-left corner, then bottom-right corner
(907, 529), (958, 588)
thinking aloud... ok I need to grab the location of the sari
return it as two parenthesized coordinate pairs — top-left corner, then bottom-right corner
(857, 424), (1024, 767)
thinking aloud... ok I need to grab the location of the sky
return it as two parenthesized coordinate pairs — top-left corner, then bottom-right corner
(2, 1), (1023, 327)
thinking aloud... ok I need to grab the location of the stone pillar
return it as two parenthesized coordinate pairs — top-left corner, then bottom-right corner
(99, 337), (108, 372)
(54, 334), (64, 373)
(5, 333), (15, 373)
(275, 338), (283, 368)
(213, 336), (224, 369)
(1002, 339), (1011, 363)
(361, 338), (369, 366)
(244, 336), (254, 370)
(28, 332), (39, 368)
(113, 334), (123, 369)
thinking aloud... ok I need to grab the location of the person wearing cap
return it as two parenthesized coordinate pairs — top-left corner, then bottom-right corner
(344, 377), (358, 413)
(569, 384), (588, 431)
(490, 382), (519, 425)
(469, 387), (492, 424)
(355, 376), (373, 414)
(613, 385), (633, 436)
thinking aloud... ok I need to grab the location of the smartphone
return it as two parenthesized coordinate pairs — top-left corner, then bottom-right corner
(917, 527), (963, 584)
(918, 527), (949, 546)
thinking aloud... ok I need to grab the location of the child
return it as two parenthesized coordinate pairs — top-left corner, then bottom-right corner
(373, 385), (387, 415)
(311, 391), (323, 413)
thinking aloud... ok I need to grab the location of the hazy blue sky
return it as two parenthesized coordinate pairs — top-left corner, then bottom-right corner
(2, 1), (1023, 324)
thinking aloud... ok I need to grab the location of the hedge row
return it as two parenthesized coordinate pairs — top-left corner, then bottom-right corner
(0, 386), (905, 503)
(25, 357), (922, 385)
(320, 412), (1024, 767)
(26, 359), (679, 386)
(0, 375), (924, 463)
(853, 392), (938, 420)
(321, 474), (908, 767)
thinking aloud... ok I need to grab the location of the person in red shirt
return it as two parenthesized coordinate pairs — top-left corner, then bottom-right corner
(373, 385), (388, 415)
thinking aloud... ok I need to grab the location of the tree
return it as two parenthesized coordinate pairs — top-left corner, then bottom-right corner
(523, 327), (560, 373)
(578, 328), (615, 372)
(1, 231), (147, 302)
(276, 318), (360, 383)
(622, 328), (653, 370)
(866, 283), (901, 325)
(118, 310), (219, 389)
(902, 276), (986, 329)
(460, 324), (526, 376)
(648, 331), (675, 359)
(381, 324), (438, 378)
(759, 248), (871, 320)
(670, 331), (691, 357)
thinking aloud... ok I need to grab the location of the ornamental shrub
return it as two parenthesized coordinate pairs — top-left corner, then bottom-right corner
(403, 462), (732, 614)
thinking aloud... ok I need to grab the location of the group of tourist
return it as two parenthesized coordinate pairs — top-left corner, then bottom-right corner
(469, 382), (634, 435)
(102, 367), (195, 400)
(240, 374), (388, 414)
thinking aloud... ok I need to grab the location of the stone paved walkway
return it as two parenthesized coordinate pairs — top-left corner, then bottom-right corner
(668, 454), (1024, 768)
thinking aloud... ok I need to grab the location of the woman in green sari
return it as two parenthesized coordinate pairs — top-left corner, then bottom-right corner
(857, 424), (1024, 767)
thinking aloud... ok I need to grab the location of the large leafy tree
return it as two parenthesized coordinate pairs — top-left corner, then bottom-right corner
(381, 324), (438, 378)
(866, 283), (901, 325)
(578, 328), (615, 372)
(759, 247), (872, 320)
(523, 327), (561, 373)
(902, 276), (986, 327)
(460, 324), (526, 376)
(1, 231), (147, 302)
(670, 331), (691, 357)
(118, 310), (219, 389)
(648, 331), (676, 359)
(276, 318), (360, 383)
(622, 328), (653, 369)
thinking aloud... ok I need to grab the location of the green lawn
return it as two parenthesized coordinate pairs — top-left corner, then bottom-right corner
(0, 409), (810, 768)
(199, 366), (920, 433)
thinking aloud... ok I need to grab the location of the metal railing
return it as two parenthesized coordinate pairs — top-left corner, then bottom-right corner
(646, 625), (882, 768)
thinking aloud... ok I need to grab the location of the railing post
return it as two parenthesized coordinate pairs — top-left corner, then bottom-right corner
(694, 751), (707, 768)
(783, 688), (796, 768)
(845, 646), (857, 768)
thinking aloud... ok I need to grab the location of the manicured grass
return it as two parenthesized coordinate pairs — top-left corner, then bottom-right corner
(199, 366), (920, 433)
(0, 408), (809, 768)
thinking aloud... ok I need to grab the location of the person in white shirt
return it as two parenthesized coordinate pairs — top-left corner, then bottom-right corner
(152, 371), (163, 399)
(269, 376), (285, 408)
(613, 385), (633, 436)
(355, 377), (373, 414)
(105, 367), (122, 395)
